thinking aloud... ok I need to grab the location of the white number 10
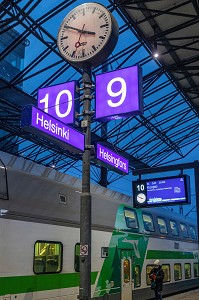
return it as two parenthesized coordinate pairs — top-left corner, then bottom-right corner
(39, 90), (72, 118)
(107, 77), (127, 108)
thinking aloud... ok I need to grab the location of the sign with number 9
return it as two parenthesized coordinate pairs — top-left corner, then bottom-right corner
(95, 65), (143, 121)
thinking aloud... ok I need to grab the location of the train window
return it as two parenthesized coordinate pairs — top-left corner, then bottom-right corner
(74, 243), (80, 272)
(180, 223), (189, 238)
(174, 263), (182, 281)
(33, 240), (63, 274)
(194, 263), (199, 277)
(142, 213), (155, 232)
(162, 264), (170, 282)
(0, 159), (8, 200)
(189, 225), (197, 239)
(146, 265), (153, 285)
(134, 265), (141, 287)
(124, 208), (139, 229)
(157, 217), (168, 234)
(123, 259), (130, 283)
(184, 263), (191, 279)
(170, 220), (179, 236)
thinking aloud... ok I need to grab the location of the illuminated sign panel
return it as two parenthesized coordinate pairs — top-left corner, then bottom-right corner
(95, 143), (129, 174)
(95, 65), (143, 121)
(37, 81), (78, 125)
(21, 105), (84, 152)
(133, 175), (190, 207)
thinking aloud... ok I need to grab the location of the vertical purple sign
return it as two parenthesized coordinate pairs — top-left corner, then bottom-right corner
(96, 143), (129, 174)
(38, 81), (78, 125)
(95, 65), (143, 121)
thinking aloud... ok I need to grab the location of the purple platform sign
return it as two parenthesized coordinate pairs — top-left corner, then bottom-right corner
(21, 105), (84, 152)
(96, 143), (129, 174)
(37, 81), (78, 125)
(95, 65), (143, 121)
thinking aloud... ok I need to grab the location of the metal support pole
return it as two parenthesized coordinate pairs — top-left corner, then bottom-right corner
(194, 162), (199, 250)
(79, 65), (92, 300)
(99, 64), (108, 188)
(99, 165), (108, 187)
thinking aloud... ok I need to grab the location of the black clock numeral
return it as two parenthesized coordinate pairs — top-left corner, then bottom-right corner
(72, 51), (76, 57)
(62, 45), (69, 52)
(82, 49), (85, 57)
(61, 36), (68, 41)
(72, 14), (76, 20)
(82, 8), (85, 15)
(92, 7), (96, 14)
(99, 36), (105, 39)
(92, 45), (97, 51)
(100, 24), (109, 28)
(99, 12), (105, 19)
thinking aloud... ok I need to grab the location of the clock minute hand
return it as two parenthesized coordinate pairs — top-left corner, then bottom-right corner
(64, 25), (95, 35)
(64, 25), (82, 32)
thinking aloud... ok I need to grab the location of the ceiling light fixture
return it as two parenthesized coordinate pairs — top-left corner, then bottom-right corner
(153, 41), (159, 58)
(152, 25), (159, 59)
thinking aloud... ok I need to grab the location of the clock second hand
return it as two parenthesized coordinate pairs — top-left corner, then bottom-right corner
(74, 24), (86, 54)
(75, 41), (87, 48)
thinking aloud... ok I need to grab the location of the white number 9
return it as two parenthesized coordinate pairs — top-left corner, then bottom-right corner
(107, 77), (126, 108)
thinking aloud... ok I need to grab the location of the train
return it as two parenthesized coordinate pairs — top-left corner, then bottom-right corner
(0, 150), (198, 300)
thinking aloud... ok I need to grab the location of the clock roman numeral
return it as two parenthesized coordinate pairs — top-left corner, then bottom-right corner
(92, 7), (96, 14)
(82, 49), (85, 57)
(72, 51), (76, 57)
(82, 8), (85, 15)
(99, 36), (105, 39)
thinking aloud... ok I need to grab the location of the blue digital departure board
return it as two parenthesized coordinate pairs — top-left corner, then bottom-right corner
(132, 175), (191, 208)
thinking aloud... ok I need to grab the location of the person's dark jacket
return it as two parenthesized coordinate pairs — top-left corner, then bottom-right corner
(149, 265), (164, 291)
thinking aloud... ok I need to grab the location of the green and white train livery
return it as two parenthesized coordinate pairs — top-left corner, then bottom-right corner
(0, 151), (198, 300)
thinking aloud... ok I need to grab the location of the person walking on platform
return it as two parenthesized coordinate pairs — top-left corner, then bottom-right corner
(149, 259), (164, 300)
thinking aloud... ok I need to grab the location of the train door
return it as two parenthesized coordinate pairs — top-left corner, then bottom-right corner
(121, 249), (132, 300)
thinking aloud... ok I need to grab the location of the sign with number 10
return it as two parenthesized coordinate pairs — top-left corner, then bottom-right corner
(37, 81), (78, 125)
(95, 65), (143, 121)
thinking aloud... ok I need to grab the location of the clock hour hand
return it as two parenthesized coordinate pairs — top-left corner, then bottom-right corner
(82, 30), (96, 35)
(64, 25), (95, 35)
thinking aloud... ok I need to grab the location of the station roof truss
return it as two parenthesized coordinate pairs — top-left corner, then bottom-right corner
(0, 0), (199, 186)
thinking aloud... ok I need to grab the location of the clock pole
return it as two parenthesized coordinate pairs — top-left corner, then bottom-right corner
(57, 4), (119, 299)
(80, 64), (92, 300)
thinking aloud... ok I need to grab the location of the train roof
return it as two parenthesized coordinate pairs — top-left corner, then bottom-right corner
(0, 151), (196, 230)
(0, 151), (131, 230)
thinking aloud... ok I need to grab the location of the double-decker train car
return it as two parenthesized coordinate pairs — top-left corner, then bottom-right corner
(0, 151), (198, 300)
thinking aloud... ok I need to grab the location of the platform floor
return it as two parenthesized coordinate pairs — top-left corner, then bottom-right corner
(164, 289), (199, 299)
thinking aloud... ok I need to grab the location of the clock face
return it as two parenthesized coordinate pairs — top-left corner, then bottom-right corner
(136, 193), (146, 204)
(57, 3), (118, 68)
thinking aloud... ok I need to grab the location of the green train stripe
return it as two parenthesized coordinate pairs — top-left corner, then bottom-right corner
(0, 272), (98, 295)
(146, 250), (194, 260)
